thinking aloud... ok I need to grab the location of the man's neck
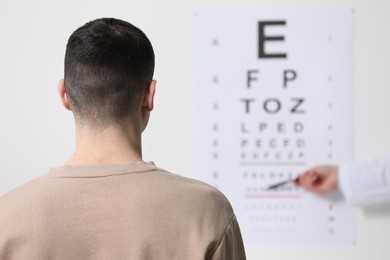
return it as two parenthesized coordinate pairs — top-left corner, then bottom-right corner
(66, 124), (142, 166)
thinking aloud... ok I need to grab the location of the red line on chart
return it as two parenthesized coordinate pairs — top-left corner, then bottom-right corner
(246, 194), (301, 199)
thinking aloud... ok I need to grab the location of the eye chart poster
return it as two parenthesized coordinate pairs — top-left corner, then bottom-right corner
(194, 10), (355, 244)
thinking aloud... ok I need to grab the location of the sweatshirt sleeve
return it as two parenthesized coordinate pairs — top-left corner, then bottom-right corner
(210, 216), (246, 260)
(338, 157), (390, 206)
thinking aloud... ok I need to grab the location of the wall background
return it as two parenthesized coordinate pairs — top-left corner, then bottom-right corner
(0, 0), (389, 259)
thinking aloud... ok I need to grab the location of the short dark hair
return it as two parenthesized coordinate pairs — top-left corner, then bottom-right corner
(64, 18), (155, 128)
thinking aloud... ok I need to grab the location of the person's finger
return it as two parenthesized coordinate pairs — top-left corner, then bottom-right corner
(312, 183), (329, 195)
(300, 170), (319, 191)
(294, 169), (313, 187)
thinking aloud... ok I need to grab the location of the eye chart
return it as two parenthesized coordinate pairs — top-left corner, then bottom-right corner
(194, 10), (355, 244)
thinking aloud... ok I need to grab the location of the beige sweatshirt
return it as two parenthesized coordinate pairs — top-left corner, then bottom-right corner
(0, 161), (246, 260)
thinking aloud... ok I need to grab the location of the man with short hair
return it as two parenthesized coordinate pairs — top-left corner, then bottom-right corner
(0, 18), (246, 259)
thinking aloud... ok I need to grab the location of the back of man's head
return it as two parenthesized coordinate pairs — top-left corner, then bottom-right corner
(64, 18), (155, 128)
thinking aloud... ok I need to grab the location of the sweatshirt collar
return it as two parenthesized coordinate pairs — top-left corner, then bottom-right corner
(46, 161), (159, 178)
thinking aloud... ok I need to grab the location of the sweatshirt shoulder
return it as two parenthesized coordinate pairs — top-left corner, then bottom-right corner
(0, 176), (48, 218)
(155, 170), (235, 216)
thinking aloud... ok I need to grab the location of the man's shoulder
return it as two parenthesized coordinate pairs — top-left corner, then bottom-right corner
(0, 176), (47, 215)
(0, 176), (49, 235)
(158, 169), (230, 199)
(153, 169), (235, 220)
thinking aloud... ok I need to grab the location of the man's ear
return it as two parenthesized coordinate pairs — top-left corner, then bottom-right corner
(57, 79), (71, 111)
(142, 80), (156, 112)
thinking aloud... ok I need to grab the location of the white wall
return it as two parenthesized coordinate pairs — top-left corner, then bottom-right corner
(0, 0), (390, 259)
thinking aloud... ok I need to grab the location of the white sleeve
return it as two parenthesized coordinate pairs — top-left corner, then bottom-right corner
(338, 157), (390, 206)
